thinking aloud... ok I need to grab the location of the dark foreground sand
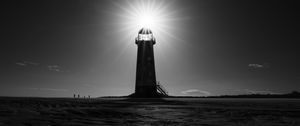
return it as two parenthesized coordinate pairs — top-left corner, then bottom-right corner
(0, 97), (299, 126)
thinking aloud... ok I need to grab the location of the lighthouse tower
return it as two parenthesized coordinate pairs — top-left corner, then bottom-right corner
(132, 28), (159, 97)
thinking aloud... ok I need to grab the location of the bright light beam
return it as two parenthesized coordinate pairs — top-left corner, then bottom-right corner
(109, 0), (184, 43)
(105, 0), (186, 65)
(137, 13), (156, 29)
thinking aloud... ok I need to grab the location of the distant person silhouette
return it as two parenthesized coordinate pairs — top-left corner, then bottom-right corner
(78, 94), (80, 98)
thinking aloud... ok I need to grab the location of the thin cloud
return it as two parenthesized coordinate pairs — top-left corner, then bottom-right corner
(248, 64), (264, 68)
(248, 63), (270, 69)
(181, 89), (211, 96)
(16, 62), (27, 66)
(48, 65), (64, 72)
(16, 61), (40, 66)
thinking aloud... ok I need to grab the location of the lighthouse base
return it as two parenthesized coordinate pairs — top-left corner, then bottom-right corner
(129, 92), (165, 98)
(129, 85), (167, 98)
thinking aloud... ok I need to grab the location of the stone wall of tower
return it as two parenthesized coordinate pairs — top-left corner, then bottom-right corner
(134, 39), (157, 97)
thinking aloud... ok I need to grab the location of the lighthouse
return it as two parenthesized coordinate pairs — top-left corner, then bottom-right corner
(130, 28), (168, 98)
(131, 28), (159, 97)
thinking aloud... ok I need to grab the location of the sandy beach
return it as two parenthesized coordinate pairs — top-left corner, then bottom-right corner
(0, 97), (299, 126)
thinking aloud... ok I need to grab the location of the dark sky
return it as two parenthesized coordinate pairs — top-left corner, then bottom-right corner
(1, 0), (299, 97)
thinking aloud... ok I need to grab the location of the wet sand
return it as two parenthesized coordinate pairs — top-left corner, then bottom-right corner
(0, 97), (299, 126)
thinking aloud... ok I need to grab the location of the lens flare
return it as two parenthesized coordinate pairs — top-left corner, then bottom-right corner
(137, 14), (156, 29)
(104, 0), (186, 67)
(108, 0), (184, 43)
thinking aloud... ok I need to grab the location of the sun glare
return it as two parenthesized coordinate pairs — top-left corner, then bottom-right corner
(125, 0), (168, 33)
(137, 14), (156, 29)
(110, 0), (183, 43)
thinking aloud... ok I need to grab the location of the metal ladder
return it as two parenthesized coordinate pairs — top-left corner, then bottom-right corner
(156, 81), (168, 96)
